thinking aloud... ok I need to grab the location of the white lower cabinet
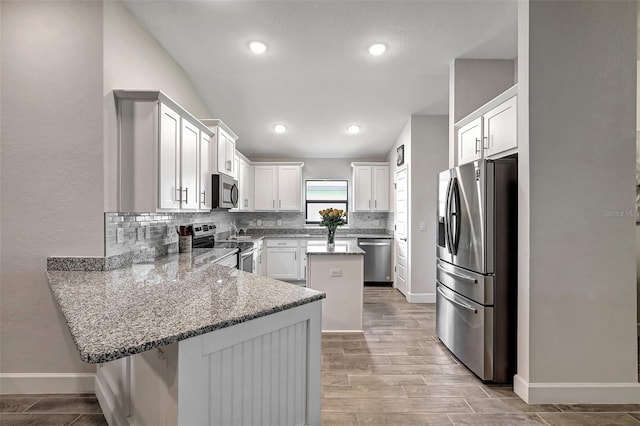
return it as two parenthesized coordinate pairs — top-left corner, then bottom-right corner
(266, 240), (300, 280)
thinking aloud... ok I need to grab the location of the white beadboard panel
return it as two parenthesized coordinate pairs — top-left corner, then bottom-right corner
(178, 301), (322, 426)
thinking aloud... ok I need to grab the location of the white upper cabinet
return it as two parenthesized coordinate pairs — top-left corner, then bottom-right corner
(483, 95), (517, 158)
(457, 118), (483, 166)
(351, 163), (390, 212)
(199, 132), (212, 210)
(115, 90), (215, 213)
(278, 166), (302, 211)
(253, 164), (303, 212)
(159, 104), (181, 210)
(201, 119), (238, 179)
(236, 155), (254, 211)
(180, 120), (200, 210)
(455, 86), (518, 166)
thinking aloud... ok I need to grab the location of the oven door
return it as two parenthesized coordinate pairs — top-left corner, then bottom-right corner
(239, 249), (254, 273)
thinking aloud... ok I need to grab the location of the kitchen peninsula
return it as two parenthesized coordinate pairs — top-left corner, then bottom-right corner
(47, 252), (324, 426)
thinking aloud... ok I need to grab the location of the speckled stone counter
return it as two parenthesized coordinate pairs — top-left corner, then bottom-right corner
(47, 251), (325, 364)
(246, 228), (393, 240)
(306, 240), (365, 255)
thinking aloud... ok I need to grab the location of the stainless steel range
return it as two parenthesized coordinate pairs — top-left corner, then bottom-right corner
(436, 158), (517, 383)
(189, 223), (255, 273)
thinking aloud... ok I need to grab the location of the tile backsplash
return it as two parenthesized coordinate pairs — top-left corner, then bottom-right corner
(105, 210), (392, 257)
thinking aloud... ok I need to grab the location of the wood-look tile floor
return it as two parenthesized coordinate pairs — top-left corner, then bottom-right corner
(0, 394), (106, 426)
(321, 287), (640, 426)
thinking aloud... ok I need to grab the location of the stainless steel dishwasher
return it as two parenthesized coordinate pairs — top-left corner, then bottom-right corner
(357, 238), (393, 283)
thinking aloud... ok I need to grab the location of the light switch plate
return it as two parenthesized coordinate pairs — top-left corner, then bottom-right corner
(257, 219), (262, 226)
(116, 228), (124, 244)
(329, 268), (342, 277)
(136, 227), (144, 241)
(145, 226), (151, 239)
(277, 219), (282, 226)
(419, 221), (426, 231)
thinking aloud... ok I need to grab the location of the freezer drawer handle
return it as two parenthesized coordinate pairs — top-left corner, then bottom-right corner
(437, 287), (477, 313)
(359, 242), (391, 246)
(437, 264), (477, 283)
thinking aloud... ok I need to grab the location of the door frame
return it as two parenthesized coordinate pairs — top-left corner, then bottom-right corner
(394, 165), (409, 296)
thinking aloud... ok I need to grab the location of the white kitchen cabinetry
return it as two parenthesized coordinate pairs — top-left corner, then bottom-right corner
(266, 240), (300, 280)
(115, 91), (214, 213)
(199, 133), (212, 210)
(351, 163), (390, 212)
(253, 163), (303, 212)
(236, 156), (254, 211)
(201, 119), (238, 179)
(455, 86), (518, 166)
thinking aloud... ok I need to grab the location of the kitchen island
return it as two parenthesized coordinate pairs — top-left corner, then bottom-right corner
(47, 250), (325, 426)
(306, 240), (365, 332)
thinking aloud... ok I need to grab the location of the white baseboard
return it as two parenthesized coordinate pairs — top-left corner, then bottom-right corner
(514, 374), (640, 404)
(0, 373), (95, 394)
(406, 292), (435, 303)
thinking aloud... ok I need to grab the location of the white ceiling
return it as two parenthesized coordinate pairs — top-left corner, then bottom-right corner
(124, 1), (517, 159)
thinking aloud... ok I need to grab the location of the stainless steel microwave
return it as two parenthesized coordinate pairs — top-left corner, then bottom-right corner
(212, 174), (239, 209)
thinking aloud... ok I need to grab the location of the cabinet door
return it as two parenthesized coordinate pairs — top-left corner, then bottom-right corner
(216, 129), (229, 175)
(372, 166), (390, 211)
(483, 96), (517, 158)
(199, 133), (212, 210)
(158, 104), (181, 209)
(180, 120), (200, 210)
(266, 247), (299, 279)
(353, 166), (372, 211)
(254, 166), (277, 211)
(226, 139), (237, 179)
(278, 166), (301, 211)
(238, 160), (253, 211)
(457, 117), (483, 165)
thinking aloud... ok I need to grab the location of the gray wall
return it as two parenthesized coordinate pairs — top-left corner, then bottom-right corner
(519, 0), (638, 393)
(1, 1), (103, 374)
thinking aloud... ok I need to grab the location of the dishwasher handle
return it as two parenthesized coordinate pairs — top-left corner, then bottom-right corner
(358, 241), (391, 246)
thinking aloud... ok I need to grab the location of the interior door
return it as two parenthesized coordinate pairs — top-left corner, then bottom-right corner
(394, 167), (408, 296)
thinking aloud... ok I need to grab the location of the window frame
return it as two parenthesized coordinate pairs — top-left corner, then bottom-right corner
(304, 179), (349, 225)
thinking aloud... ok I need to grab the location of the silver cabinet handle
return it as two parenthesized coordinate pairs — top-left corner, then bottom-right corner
(279, 200), (282, 209)
(294, 251), (297, 261)
(277, 242), (287, 245)
(437, 263), (477, 283)
(201, 190), (206, 204)
(437, 287), (477, 313)
(272, 200), (275, 209)
(183, 187), (188, 204)
(375, 200), (377, 209)
(368, 200), (371, 209)
(475, 137), (480, 154)
(359, 242), (391, 246)
(400, 237), (407, 242)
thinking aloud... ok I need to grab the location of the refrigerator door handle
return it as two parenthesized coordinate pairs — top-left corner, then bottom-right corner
(444, 177), (453, 254)
(452, 177), (461, 255)
(437, 286), (477, 313)
(437, 263), (477, 283)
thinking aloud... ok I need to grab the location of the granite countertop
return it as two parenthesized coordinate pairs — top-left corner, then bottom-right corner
(306, 240), (365, 255)
(47, 251), (325, 364)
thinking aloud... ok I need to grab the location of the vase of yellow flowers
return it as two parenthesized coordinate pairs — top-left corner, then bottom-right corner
(319, 208), (347, 248)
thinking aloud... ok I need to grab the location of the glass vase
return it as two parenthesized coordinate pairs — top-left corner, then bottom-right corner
(327, 227), (336, 249)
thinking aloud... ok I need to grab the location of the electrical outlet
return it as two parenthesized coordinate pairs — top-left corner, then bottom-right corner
(145, 226), (151, 239)
(257, 219), (262, 226)
(373, 219), (380, 226)
(277, 219), (282, 226)
(419, 221), (426, 231)
(137, 227), (144, 241)
(116, 228), (124, 244)
(329, 268), (342, 277)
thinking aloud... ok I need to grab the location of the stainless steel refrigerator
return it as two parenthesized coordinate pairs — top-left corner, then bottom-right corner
(436, 158), (517, 383)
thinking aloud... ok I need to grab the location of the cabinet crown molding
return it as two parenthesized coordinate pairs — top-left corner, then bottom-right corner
(350, 162), (390, 167)
(454, 84), (518, 129)
(199, 119), (239, 140)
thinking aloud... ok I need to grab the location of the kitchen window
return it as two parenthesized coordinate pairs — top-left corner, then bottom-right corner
(305, 180), (348, 224)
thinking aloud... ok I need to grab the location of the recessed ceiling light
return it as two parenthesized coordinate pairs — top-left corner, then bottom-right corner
(249, 41), (267, 54)
(368, 43), (386, 56)
(273, 124), (287, 134)
(347, 124), (361, 134)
